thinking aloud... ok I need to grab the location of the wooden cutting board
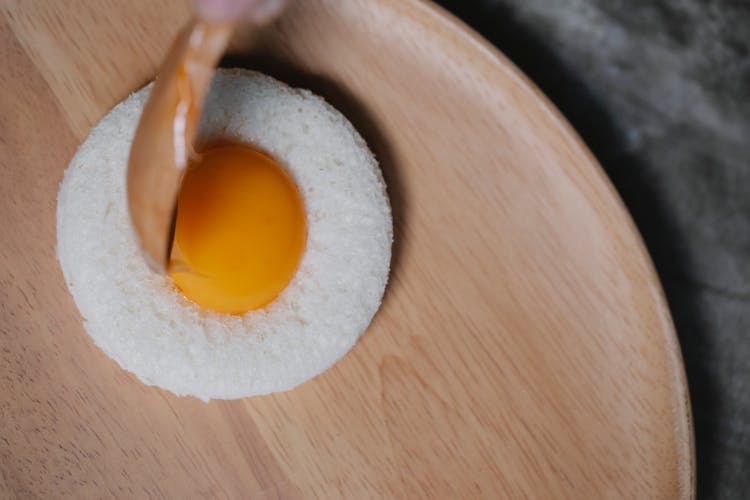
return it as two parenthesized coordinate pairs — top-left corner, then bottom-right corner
(0, 0), (694, 497)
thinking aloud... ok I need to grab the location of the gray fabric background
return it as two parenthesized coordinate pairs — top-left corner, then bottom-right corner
(436, 1), (750, 498)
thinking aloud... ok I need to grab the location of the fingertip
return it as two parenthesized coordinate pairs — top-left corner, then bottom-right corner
(195, 0), (287, 23)
(195, 0), (257, 22)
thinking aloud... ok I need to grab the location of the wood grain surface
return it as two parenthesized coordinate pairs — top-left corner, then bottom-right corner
(0, 0), (694, 498)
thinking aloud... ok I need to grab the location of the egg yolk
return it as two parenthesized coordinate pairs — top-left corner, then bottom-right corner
(168, 144), (306, 314)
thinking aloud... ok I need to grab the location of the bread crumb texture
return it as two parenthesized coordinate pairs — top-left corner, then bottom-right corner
(57, 69), (392, 401)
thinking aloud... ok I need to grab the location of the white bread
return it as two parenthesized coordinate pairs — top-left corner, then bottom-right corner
(57, 69), (392, 401)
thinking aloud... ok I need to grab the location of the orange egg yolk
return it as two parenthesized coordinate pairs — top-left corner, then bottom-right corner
(168, 144), (306, 314)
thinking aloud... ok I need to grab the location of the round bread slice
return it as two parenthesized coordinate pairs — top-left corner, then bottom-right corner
(56, 68), (392, 401)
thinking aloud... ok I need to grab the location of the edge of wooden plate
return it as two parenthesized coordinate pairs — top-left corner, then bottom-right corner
(407, 0), (696, 496)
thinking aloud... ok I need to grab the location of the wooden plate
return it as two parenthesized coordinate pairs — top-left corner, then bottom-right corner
(0, 0), (694, 497)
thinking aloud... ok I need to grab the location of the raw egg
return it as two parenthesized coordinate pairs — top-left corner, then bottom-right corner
(168, 145), (306, 314)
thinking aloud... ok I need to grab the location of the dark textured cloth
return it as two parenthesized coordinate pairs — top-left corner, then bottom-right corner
(437, 1), (750, 498)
